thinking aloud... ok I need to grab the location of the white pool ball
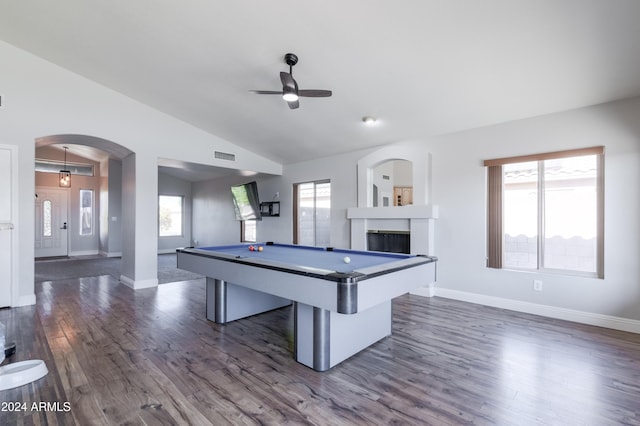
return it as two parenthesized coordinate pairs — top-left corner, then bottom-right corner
(343, 256), (351, 264)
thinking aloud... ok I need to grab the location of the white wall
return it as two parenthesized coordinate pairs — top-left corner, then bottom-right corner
(100, 159), (123, 257)
(427, 97), (640, 324)
(0, 40), (282, 304)
(372, 161), (394, 206)
(393, 160), (413, 187)
(192, 176), (247, 246)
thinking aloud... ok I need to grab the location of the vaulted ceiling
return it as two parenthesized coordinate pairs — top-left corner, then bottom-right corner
(3, 0), (640, 165)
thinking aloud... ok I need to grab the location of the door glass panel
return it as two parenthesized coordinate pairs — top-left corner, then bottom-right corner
(296, 181), (331, 246)
(314, 182), (331, 247)
(43, 200), (52, 237)
(297, 183), (315, 246)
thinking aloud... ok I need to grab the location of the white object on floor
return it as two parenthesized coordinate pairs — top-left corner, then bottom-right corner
(0, 360), (48, 390)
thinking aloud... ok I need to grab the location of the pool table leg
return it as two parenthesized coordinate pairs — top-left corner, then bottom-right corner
(294, 300), (392, 371)
(206, 277), (291, 324)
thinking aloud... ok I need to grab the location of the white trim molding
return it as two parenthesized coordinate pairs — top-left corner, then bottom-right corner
(435, 288), (640, 334)
(119, 275), (158, 290)
(69, 250), (100, 257)
(0, 144), (20, 307)
(16, 294), (36, 307)
(411, 283), (436, 298)
(100, 251), (123, 258)
(158, 248), (179, 255)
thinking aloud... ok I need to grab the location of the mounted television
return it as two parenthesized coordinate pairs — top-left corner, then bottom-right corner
(231, 181), (262, 221)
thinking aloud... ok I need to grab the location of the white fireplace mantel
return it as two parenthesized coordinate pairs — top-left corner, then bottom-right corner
(347, 205), (438, 220)
(347, 204), (438, 257)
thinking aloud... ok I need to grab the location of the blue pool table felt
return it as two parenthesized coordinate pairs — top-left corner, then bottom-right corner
(198, 243), (412, 274)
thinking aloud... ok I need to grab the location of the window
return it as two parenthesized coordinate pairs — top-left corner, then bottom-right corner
(241, 220), (257, 243)
(35, 159), (94, 176)
(485, 147), (603, 277)
(43, 200), (52, 237)
(294, 180), (331, 246)
(79, 189), (93, 236)
(159, 195), (183, 237)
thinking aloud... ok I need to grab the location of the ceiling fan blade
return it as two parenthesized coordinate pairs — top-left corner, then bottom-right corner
(249, 90), (282, 95)
(298, 89), (332, 98)
(287, 100), (300, 109)
(280, 72), (297, 90)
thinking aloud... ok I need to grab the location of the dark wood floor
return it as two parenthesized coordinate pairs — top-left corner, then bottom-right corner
(1, 276), (640, 425)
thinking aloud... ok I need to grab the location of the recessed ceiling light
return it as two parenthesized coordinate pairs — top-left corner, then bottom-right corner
(362, 116), (378, 125)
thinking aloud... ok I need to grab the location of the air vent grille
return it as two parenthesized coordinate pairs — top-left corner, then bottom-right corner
(214, 151), (236, 161)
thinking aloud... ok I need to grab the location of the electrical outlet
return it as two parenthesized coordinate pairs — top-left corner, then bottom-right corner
(533, 280), (543, 291)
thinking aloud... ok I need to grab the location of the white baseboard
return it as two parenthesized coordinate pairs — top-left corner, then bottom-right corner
(69, 250), (99, 257)
(14, 294), (36, 307)
(158, 249), (178, 255)
(435, 288), (640, 334)
(99, 251), (122, 258)
(411, 283), (436, 298)
(119, 275), (158, 290)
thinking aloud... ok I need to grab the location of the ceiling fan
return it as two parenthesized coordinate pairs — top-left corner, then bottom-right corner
(250, 53), (332, 109)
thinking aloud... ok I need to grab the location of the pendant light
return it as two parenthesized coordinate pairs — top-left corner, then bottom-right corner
(59, 146), (71, 187)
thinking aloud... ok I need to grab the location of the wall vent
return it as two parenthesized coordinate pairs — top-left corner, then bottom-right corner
(382, 175), (390, 180)
(214, 151), (236, 161)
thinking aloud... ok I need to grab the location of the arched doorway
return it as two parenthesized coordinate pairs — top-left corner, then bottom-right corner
(33, 134), (151, 286)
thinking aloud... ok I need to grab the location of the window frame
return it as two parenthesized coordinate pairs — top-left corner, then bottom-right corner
(485, 146), (604, 278)
(158, 194), (184, 237)
(35, 158), (94, 177)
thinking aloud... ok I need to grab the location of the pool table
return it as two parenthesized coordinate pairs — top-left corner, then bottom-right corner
(176, 242), (437, 371)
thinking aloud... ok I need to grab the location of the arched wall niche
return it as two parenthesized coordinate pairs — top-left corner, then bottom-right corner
(356, 144), (431, 208)
(371, 159), (412, 207)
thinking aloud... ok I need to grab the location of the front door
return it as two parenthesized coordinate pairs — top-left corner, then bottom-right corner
(35, 187), (69, 258)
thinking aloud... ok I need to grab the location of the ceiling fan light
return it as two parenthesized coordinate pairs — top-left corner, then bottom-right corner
(283, 92), (299, 102)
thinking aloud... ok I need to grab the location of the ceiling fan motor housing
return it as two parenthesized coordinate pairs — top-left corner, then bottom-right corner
(285, 53), (298, 67)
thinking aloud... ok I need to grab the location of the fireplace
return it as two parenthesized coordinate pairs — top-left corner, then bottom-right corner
(367, 230), (410, 254)
(347, 205), (437, 256)
(348, 145), (437, 296)
(347, 205), (438, 297)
